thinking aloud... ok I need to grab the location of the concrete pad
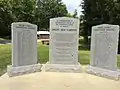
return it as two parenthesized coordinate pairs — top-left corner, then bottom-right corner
(0, 71), (120, 90)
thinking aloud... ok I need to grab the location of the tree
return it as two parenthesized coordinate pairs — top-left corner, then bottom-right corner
(80, 0), (119, 43)
(79, 15), (84, 36)
(11, 0), (36, 23)
(0, 0), (68, 37)
(0, 0), (13, 37)
(80, 0), (120, 52)
(73, 9), (78, 18)
(35, 0), (68, 30)
(66, 13), (73, 17)
(0, 0), (37, 37)
(67, 9), (78, 18)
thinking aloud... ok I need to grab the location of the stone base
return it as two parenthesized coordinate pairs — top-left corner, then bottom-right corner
(7, 63), (42, 77)
(44, 62), (81, 73)
(86, 65), (120, 80)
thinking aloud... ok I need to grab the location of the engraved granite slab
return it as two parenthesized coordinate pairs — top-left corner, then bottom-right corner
(7, 22), (42, 77)
(45, 17), (81, 72)
(87, 24), (120, 80)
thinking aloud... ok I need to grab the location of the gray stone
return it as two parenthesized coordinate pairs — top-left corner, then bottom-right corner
(45, 62), (81, 73)
(7, 22), (42, 77)
(87, 24), (120, 80)
(45, 17), (81, 72)
(7, 64), (42, 77)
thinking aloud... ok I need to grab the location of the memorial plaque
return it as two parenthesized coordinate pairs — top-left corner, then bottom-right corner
(50, 17), (79, 65)
(87, 24), (120, 80)
(7, 22), (41, 77)
(45, 17), (81, 72)
(12, 22), (37, 66)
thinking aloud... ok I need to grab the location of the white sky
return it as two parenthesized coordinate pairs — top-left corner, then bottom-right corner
(62, 0), (82, 16)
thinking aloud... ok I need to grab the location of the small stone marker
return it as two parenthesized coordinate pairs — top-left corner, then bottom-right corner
(7, 22), (42, 77)
(45, 17), (81, 72)
(87, 24), (120, 80)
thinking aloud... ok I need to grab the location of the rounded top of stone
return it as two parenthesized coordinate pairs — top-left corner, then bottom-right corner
(12, 22), (36, 26)
(11, 22), (37, 30)
(50, 17), (78, 21)
(92, 24), (119, 29)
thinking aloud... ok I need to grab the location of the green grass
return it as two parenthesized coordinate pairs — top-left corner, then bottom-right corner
(0, 44), (11, 76)
(79, 37), (90, 50)
(0, 38), (6, 41)
(79, 50), (90, 65)
(37, 44), (49, 63)
(0, 37), (9, 41)
(0, 44), (120, 76)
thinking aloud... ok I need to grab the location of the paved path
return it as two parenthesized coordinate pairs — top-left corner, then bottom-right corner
(0, 71), (120, 90)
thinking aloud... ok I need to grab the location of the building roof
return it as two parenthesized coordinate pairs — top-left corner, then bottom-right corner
(37, 31), (50, 35)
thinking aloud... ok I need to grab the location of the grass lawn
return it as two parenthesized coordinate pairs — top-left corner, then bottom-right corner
(0, 37), (10, 41)
(0, 43), (120, 76)
(0, 38), (6, 41)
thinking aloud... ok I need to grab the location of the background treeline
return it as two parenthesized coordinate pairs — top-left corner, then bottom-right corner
(0, 0), (69, 37)
(80, 0), (120, 53)
(1, 0), (120, 52)
(0, 0), (79, 37)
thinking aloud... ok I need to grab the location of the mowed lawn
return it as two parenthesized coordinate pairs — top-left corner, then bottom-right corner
(0, 44), (120, 76)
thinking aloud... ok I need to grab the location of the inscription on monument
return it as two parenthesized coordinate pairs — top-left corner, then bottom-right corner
(91, 24), (119, 70)
(12, 22), (37, 67)
(7, 22), (42, 77)
(50, 17), (79, 65)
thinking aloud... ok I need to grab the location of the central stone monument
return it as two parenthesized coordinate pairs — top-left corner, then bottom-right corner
(7, 22), (42, 77)
(45, 17), (81, 72)
(87, 24), (120, 80)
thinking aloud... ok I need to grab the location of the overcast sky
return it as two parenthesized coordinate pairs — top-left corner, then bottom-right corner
(62, 0), (82, 16)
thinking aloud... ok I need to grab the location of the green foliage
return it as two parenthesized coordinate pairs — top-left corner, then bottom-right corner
(66, 13), (73, 17)
(35, 0), (68, 30)
(0, 0), (13, 36)
(11, 0), (36, 23)
(67, 9), (78, 18)
(80, 0), (120, 45)
(0, 0), (68, 37)
(79, 15), (84, 36)
(73, 9), (78, 18)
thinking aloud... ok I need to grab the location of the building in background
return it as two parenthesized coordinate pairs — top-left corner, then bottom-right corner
(37, 31), (50, 45)
(37, 31), (50, 39)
